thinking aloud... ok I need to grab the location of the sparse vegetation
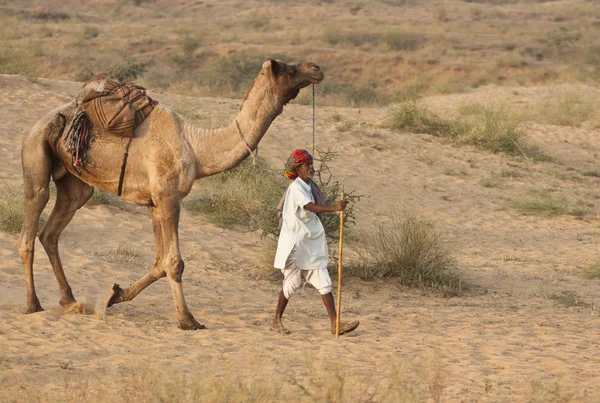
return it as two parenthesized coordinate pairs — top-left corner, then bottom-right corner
(508, 191), (591, 218)
(86, 188), (126, 209)
(10, 360), (452, 403)
(585, 260), (600, 279)
(388, 95), (546, 160)
(183, 149), (359, 241)
(74, 58), (150, 83)
(0, 42), (34, 76)
(535, 89), (597, 127)
(548, 290), (588, 307)
(0, 184), (38, 233)
(348, 210), (462, 293)
(93, 246), (140, 264)
(183, 158), (286, 233)
(0, 0), (597, 105)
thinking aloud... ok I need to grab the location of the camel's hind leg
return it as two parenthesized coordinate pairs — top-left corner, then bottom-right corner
(105, 206), (166, 307)
(39, 173), (93, 307)
(18, 136), (52, 313)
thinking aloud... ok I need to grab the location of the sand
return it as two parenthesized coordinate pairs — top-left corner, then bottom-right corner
(0, 75), (599, 402)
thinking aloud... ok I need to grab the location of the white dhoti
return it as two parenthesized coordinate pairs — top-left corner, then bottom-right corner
(281, 248), (332, 299)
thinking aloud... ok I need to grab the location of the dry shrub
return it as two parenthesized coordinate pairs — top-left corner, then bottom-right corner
(13, 360), (447, 402)
(548, 290), (589, 307)
(75, 58), (150, 83)
(183, 158), (286, 233)
(585, 260), (600, 279)
(348, 210), (462, 293)
(0, 184), (45, 234)
(508, 190), (592, 218)
(535, 89), (597, 127)
(86, 188), (126, 208)
(388, 94), (547, 160)
(0, 42), (35, 76)
(184, 150), (359, 241)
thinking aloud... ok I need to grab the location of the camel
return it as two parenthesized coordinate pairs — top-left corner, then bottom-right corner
(18, 59), (324, 330)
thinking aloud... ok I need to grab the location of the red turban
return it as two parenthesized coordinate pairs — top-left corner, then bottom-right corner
(284, 149), (313, 180)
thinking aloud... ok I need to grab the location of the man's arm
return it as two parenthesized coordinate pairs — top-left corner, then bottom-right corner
(304, 200), (348, 213)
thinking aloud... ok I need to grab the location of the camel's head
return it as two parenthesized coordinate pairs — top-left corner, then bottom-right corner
(261, 59), (324, 105)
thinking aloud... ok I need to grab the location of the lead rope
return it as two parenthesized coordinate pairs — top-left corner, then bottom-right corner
(312, 83), (316, 155)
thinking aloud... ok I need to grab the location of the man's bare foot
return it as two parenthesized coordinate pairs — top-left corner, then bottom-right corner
(270, 319), (291, 335)
(332, 320), (360, 336)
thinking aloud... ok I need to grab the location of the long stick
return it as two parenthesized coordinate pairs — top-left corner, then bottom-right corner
(335, 190), (345, 339)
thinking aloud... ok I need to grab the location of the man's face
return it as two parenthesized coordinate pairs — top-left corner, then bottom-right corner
(296, 160), (315, 182)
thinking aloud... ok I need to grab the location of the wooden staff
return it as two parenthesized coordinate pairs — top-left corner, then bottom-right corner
(335, 189), (345, 339)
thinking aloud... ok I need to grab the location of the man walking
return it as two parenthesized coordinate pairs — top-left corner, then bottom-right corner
(271, 149), (359, 336)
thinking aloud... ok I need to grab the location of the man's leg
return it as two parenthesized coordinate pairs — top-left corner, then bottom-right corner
(309, 268), (360, 336)
(271, 289), (290, 335)
(271, 267), (301, 334)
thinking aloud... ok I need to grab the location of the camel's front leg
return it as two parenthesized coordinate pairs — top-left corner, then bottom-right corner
(158, 199), (206, 330)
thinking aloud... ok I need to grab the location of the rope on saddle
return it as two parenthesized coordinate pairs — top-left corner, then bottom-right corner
(118, 136), (134, 197)
(64, 111), (90, 174)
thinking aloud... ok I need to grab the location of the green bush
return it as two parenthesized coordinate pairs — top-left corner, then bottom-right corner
(347, 210), (462, 292)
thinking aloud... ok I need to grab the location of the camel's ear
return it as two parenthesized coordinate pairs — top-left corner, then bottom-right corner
(268, 59), (282, 76)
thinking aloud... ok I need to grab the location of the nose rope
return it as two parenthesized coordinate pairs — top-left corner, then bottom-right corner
(312, 83), (315, 155)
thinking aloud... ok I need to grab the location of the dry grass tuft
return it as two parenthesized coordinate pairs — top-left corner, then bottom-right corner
(348, 210), (463, 293)
(0, 184), (46, 234)
(508, 191), (592, 218)
(388, 94), (546, 160)
(86, 188), (126, 209)
(535, 89), (598, 127)
(183, 159), (286, 233)
(548, 290), (589, 307)
(585, 260), (600, 279)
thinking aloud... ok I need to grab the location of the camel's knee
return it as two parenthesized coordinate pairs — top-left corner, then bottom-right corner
(77, 185), (94, 209)
(165, 259), (185, 283)
(38, 228), (57, 252)
(149, 264), (167, 279)
(24, 185), (50, 207)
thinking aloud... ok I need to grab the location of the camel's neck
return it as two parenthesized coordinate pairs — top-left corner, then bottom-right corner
(183, 82), (283, 178)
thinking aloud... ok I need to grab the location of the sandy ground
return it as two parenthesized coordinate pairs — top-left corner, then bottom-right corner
(0, 75), (599, 402)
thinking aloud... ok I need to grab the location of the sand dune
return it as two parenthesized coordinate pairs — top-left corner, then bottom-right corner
(1, 75), (599, 402)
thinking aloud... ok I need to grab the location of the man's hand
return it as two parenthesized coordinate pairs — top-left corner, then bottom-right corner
(305, 199), (349, 214)
(335, 199), (349, 211)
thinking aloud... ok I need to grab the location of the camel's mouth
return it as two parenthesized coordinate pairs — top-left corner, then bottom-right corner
(308, 73), (325, 84)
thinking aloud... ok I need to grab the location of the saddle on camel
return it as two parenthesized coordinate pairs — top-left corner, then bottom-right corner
(63, 76), (157, 194)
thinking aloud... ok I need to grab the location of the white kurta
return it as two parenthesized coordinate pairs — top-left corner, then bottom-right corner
(274, 178), (329, 270)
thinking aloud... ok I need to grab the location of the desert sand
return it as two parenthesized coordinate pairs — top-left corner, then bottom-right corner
(1, 74), (599, 402)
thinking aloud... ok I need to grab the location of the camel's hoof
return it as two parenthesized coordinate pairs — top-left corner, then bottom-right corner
(105, 284), (123, 308)
(25, 304), (44, 314)
(178, 317), (207, 331)
(59, 296), (77, 308)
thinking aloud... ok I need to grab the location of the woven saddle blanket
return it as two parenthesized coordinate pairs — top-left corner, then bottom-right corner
(78, 76), (157, 136)
(65, 77), (158, 169)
